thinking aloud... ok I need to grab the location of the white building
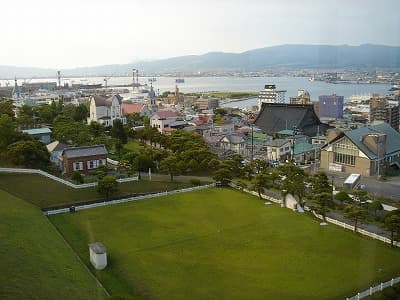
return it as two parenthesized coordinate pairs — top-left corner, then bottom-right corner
(87, 95), (126, 126)
(89, 242), (107, 270)
(258, 84), (286, 109)
(150, 110), (186, 133)
(219, 134), (248, 157)
(264, 139), (292, 162)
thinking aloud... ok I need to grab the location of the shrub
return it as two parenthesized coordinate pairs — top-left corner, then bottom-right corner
(71, 171), (84, 184)
(190, 178), (201, 186)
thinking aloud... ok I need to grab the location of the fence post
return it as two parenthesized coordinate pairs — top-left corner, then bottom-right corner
(357, 292), (360, 300)
(370, 286), (372, 295)
(391, 278), (394, 286)
(381, 282), (383, 291)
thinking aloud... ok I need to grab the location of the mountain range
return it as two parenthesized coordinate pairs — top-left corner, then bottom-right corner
(1, 44), (399, 78)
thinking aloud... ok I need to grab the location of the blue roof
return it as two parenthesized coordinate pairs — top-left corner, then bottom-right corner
(344, 123), (400, 159)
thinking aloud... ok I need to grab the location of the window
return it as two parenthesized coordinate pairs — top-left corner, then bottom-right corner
(333, 138), (357, 166)
(73, 162), (83, 171)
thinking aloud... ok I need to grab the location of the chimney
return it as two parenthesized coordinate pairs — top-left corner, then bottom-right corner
(326, 128), (342, 143)
(361, 133), (386, 156)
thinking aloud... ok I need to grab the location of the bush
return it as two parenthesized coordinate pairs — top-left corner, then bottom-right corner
(190, 178), (201, 186)
(71, 171), (84, 184)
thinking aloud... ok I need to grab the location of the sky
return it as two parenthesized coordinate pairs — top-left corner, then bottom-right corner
(1, 0), (399, 69)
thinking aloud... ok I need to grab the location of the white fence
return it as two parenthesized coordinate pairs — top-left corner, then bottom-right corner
(45, 184), (216, 215)
(228, 183), (282, 205)
(0, 167), (139, 189)
(346, 277), (400, 300)
(312, 211), (400, 248)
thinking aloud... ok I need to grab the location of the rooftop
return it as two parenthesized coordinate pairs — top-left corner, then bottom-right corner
(88, 242), (106, 254)
(22, 128), (52, 135)
(62, 145), (107, 159)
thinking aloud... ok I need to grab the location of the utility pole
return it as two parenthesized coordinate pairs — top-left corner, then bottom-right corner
(251, 122), (254, 161)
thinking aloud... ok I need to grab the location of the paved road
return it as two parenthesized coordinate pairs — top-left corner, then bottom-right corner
(328, 172), (400, 201)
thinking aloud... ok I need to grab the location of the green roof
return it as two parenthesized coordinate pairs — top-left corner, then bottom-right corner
(293, 142), (320, 155)
(277, 129), (294, 135)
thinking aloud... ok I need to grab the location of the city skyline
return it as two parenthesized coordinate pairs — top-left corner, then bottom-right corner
(1, 0), (399, 69)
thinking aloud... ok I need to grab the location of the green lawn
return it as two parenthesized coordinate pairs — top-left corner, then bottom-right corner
(0, 173), (194, 209)
(0, 190), (107, 299)
(49, 188), (400, 299)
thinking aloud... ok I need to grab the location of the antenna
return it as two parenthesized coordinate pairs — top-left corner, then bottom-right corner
(57, 70), (61, 87)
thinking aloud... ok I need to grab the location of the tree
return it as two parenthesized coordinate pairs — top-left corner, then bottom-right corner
(159, 155), (180, 181)
(0, 99), (15, 119)
(279, 163), (308, 208)
(133, 154), (155, 179)
(334, 191), (351, 204)
(97, 175), (119, 201)
(352, 190), (369, 206)
(73, 104), (89, 122)
(0, 114), (19, 149)
(384, 214), (400, 247)
(115, 140), (123, 160)
(110, 119), (127, 144)
(368, 200), (384, 217)
(252, 173), (268, 199)
(7, 140), (50, 168)
(212, 168), (234, 186)
(344, 205), (367, 232)
(236, 179), (247, 191)
(309, 192), (331, 223)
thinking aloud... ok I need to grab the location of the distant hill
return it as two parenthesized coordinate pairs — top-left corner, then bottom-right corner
(1, 44), (399, 78)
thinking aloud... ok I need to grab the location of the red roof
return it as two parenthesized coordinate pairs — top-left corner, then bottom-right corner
(154, 110), (180, 119)
(122, 103), (144, 115)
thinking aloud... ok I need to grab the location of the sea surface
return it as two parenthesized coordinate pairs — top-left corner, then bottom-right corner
(2, 76), (392, 109)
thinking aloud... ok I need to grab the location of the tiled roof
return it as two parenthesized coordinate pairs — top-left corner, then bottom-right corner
(153, 110), (180, 119)
(92, 94), (122, 107)
(344, 123), (400, 159)
(62, 145), (107, 159)
(265, 139), (291, 148)
(220, 134), (247, 144)
(122, 103), (145, 115)
(254, 103), (332, 136)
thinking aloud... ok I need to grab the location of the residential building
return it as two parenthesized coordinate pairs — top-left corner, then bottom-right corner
(150, 110), (186, 133)
(258, 84), (286, 108)
(369, 95), (399, 131)
(46, 140), (67, 168)
(318, 94), (344, 119)
(197, 96), (219, 110)
(60, 145), (108, 175)
(320, 123), (400, 176)
(87, 94), (126, 126)
(293, 142), (321, 164)
(22, 127), (52, 144)
(254, 103), (331, 137)
(264, 139), (292, 162)
(290, 89), (311, 105)
(219, 134), (248, 157)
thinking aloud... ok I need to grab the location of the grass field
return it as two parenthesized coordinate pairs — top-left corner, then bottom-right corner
(49, 188), (400, 300)
(0, 190), (107, 299)
(0, 173), (194, 209)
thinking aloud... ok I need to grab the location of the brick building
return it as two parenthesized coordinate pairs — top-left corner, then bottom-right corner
(60, 145), (108, 175)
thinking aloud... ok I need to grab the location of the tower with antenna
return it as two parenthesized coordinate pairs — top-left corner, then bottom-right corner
(57, 70), (61, 88)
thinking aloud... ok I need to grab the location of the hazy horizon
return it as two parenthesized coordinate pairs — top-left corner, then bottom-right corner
(2, 0), (399, 69)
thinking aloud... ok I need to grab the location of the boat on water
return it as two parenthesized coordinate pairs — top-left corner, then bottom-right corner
(175, 78), (185, 83)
